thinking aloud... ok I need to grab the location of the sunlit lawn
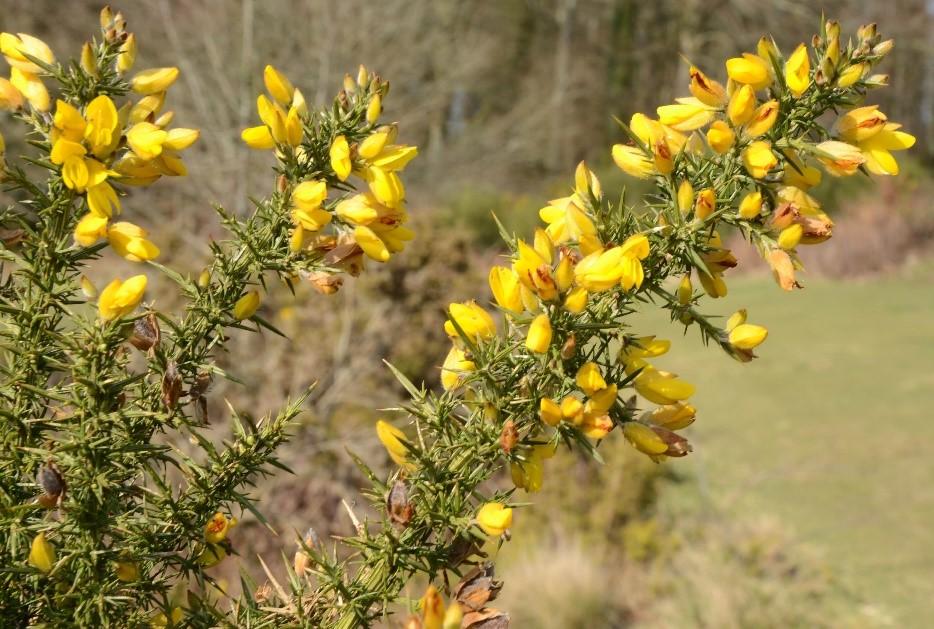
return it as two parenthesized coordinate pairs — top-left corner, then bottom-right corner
(635, 261), (934, 624)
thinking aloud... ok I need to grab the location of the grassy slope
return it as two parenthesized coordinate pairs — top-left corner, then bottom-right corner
(634, 262), (934, 624)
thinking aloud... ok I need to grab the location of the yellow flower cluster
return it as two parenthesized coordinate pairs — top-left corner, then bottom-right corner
(242, 64), (418, 268)
(614, 22), (914, 294)
(1, 18), (201, 325)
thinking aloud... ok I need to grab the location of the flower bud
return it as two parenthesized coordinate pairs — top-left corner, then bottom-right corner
(539, 397), (562, 426)
(525, 314), (552, 354)
(28, 532), (56, 573)
(476, 502), (513, 537)
(738, 191), (763, 219)
(232, 290), (260, 321)
(676, 180), (694, 213)
(366, 94), (381, 125)
(677, 275), (692, 305)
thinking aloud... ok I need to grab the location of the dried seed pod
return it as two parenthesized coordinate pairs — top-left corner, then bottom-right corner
(462, 608), (510, 628)
(560, 333), (577, 360)
(36, 462), (66, 508)
(499, 420), (518, 454)
(386, 480), (414, 527)
(129, 312), (160, 351)
(293, 527), (322, 573)
(189, 371), (212, 400)
(161, 361), (182, 410)
(307, 271), (343, 295)
(454, 564), (503, 612)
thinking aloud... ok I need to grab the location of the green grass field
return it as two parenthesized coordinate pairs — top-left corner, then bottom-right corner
(634, 262), (934, 625)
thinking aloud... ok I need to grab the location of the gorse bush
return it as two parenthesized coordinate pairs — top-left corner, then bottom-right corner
(0, 7), (913, 629)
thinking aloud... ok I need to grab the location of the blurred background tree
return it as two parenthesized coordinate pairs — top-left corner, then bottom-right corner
(1, 1), (930, 626)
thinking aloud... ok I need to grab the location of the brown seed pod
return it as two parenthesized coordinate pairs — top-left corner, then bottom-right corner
(462, 608), (510, 628)
(499, 420), (518, 454)
(560, 333), (577, 360)
(161, 361), (182, 410)
(36, 462), (66, 508)
(454, 564), (503, 612)
(386, 480), (414, 527)
(129, 312), (160, 351)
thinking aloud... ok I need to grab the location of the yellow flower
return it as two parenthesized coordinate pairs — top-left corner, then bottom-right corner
(560, 395), (584, 425)
(554, 254), (574, 292)
(814, 140), (865, 176)
(622, 422), (668, 456)
(84, 95), (121, 158)
(10, 67), (49, 111)
(777, 223), (803, 250)
(0, 77), (24, 109)
(784, 44), (810, 97)
(232, 290), (261, 321)
(74, 213), (109, 246)
(694, 188), (716, 220)
(263, 65), (294, 106)
(421, 585), (446, 629)
(699, 271), (727, 298)
(742, 140), (777, 179)
(376, 419), (413, 469)
(526, 314), (552, 354)
(115, 560), (139, 582)
(164, 128), (199, 152)
(28, 532), (56, 573)
(612, 144), (654, 179)
(53, 99), (87, 142)
(564, 287), (588, 313)
(688, 65), (726, 106)
(768, 248), (798, 291)
(677, 275), (692, 305)
(241, 125), (275, 150)
(619, 234), (649, 291)
(857, 123), (915, 176)
(835, 105), (887, 143)
(647, 403), (696, 430)
(729, 323), (768, 350)
(476, 502), (513, 536)
(738, 191), (762, 219)
(539, 397), (562, 426)
(117, 33), (136, 73)
(539, 198), (598, 252)
(330, 135), (352, 181)
(513, 240), (557, 301)
(98, 274), (147, 321)
(445, 301), (496, 342)
(87, 181), (121, 217)
(131, 67), (180, 94)
(727, 84), (756, 126)
(726, 53), (771, 89)
(108, 221), (161, 262)
(441, 345), (475, 391)
(836, 63), (865, 88)
(745, 100), (779, 137)
(489, 266), (523, 314)
(511, 449), (546, 493)
(634, 367), (695, 405)
(1, 32), (55, 73)
(292, 180), (327, 209)
(126, 122), (168, 161)
(353, 225), (391, 262)
(574, 160), (602, 200)
(576, 362), (606, 397)
(676, 180), (694, 213)
(706, 120), (734, 154)
(620, 336), (671, 360)
(574, 247), (623, 292)
(781, 150), (822, 189)
(364, 166), (405, 208)
(656, 97), (716, 132)
(205, 512), (237, 544)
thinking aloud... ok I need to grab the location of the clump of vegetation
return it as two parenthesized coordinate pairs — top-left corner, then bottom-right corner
(0, 8), (912, 628)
